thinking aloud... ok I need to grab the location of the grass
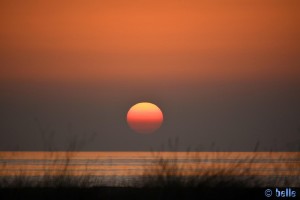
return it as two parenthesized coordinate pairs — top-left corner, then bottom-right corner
(139, 139), (261, 188)
(0, 139), (299, 199)
(0, 153), (268, 200)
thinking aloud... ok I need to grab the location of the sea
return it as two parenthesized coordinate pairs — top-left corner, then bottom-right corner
(0, 152), (299, 187)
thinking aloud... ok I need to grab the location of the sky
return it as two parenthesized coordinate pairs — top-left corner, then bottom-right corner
(0, 0), (299, 151)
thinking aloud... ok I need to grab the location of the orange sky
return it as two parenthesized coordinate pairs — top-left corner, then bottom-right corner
(0, 0), (299, 85)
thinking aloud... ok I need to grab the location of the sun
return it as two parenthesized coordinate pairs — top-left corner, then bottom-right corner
(127, 102), (163, 134)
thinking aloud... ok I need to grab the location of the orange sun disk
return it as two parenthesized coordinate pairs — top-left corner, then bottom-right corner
(127, 102), (163, 134)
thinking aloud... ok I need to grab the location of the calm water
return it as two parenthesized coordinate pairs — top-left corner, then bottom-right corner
(1, 152), (299, 186)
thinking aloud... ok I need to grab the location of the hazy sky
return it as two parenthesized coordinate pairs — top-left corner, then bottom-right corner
(0, 0), (299, 151)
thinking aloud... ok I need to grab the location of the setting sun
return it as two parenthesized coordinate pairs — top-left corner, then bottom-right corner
(127, 102), (163, 134)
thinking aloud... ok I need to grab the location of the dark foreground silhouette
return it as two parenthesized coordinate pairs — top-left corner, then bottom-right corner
(0, 186), (269, 200)
(1, 175), (294, 200)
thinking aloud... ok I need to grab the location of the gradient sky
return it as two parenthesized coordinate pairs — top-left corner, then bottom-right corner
(0, 0), (299, 151)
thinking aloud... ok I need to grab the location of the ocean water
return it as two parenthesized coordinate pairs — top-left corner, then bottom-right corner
(0, 152), (299, 186)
